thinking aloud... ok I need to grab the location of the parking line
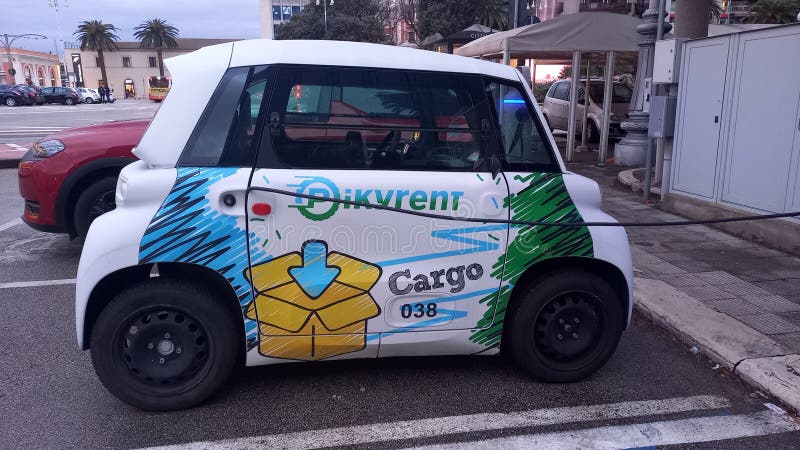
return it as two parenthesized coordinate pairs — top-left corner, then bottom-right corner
(0, 218), (22, 232)
(414, 410), (800, 450)
(140, 395), (731, 450)
(0, 278), (76, 289)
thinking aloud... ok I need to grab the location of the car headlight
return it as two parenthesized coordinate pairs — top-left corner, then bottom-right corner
(31, 139), (66, 158)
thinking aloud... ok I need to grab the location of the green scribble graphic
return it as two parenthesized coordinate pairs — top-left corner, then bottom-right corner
(470, 173), (593, 350)
(476, 174), (484, 182)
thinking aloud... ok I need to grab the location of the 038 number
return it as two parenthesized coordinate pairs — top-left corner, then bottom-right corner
(400, 302), (437, 319)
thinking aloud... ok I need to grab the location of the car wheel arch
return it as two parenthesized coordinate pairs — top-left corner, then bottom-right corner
(55, 157), (136, 238)
(81, 262), (245, 358)
(499, 256), (630, 352)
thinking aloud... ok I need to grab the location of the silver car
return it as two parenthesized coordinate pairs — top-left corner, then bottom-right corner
(542, 79), (631, 142)
(76, 87), (101, 104)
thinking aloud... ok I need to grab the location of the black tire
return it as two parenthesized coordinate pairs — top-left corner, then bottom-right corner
(72, 176), (118, 238)
(84, 97), (93, 104)
(65, 97), (74, 105)
(90, 279), (240, 410)
(508, 269), (624, 383)
(5, 97), (17, 107)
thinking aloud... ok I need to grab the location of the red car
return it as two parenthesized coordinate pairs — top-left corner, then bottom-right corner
(18, 120), (148, 238)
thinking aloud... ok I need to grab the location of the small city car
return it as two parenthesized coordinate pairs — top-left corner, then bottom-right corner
(77, 40), (633, 411)
(542, 79), (631, 142)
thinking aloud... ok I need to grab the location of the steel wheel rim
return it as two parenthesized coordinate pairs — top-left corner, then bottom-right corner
(118, 307), (211, 389)
(532, 291), (603, 364)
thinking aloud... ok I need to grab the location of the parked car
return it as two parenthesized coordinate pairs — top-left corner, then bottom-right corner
(76, 87), (101, 104)
(542, 79), (632, 142)
(40, 86), (81, 105)
(18, 119), (148, 238)
(75, 40), (633, 411)
(17, 85), (45, 105)
(0, 85), (30, 106)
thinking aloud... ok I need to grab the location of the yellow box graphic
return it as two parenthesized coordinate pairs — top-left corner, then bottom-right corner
(245, 241), (381, 361)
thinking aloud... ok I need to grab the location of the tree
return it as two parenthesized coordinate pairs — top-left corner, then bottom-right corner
(473, 0), (508, 30)
(277, 0), (387, 43)
(747, 0), (800, 24)
(134, 18), (180, 76)
(74, 20), (119, 89)
(417, 0), (478, 40)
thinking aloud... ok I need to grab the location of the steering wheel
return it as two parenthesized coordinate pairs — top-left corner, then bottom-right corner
(375, 131), (403, 161)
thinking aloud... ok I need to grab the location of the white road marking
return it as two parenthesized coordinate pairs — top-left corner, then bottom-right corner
(0, 218), (22, 232)
(414, 410), (800, 450)
(0, 278), (76, 289)
(140, 395), (731, 450)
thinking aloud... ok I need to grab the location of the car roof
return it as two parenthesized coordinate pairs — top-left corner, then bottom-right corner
(228, 40), (521, 80)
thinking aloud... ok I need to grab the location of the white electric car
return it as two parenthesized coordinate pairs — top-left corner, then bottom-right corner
(76, 40), (633, 410)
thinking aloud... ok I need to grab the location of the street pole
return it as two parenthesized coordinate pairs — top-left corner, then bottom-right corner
(1, 33), (47, 84)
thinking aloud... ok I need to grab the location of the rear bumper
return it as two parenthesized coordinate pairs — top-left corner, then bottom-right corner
(18, 151), (72, 233)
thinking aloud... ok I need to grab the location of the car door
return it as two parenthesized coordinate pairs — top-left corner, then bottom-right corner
(246, 65), (510, 362)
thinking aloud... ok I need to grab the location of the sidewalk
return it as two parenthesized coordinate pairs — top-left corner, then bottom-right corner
(570, 163), (800, 412)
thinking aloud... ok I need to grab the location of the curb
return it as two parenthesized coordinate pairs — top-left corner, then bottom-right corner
(0, 159), (20, 169)
(617, 168), (662, 195)
(634, 278), (800, 414)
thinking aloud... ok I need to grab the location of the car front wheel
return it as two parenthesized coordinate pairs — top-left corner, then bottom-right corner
(508, 269), (624, 383)
(90, 279), (240, 410)
(84, 97), (93, 104)
(73, 176), (118, 238)
(65, 97), (74, 105)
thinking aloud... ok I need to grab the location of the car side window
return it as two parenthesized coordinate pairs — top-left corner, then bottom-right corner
(552, 82), (566, 101)
(486, 80), (558, 172)
(179, 66), (270, 167)
(262, 66), (496, 171)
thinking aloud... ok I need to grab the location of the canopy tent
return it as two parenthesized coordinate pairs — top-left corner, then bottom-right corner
(455, 12), (645, 164)
(455, 12), (643, 59)
(421, 24), (499, 54)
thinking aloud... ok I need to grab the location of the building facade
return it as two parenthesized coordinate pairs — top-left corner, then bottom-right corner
(260, 0), (312, 39)
(1, 48), (62, 87)
(63, 38), (236, 99)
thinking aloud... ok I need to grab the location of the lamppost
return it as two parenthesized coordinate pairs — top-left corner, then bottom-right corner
(316, 0), (335, 34)
(1, 33), (48, 84)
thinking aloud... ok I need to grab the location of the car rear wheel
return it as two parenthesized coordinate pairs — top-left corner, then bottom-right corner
(508, 269), (624, 383)
(5, 97), (17, 107)
(65, 97), (74, 105)
(90, 279), (240, 410)
(73, 176), (117, 238)
(84, 97), (93, 104)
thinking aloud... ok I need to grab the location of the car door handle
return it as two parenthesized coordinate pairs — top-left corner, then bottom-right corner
(714, 115), (719, 124)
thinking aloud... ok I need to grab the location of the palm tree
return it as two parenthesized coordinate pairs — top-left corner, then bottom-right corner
(74, 20), (119, 89)
(747, 0), (800, 24)
(133, 18), (180, 76)
(474, 0), (508, 30)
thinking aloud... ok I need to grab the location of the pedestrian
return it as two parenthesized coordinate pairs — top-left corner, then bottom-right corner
(106, 88), (113, 103)
(98, 85), (106, 104)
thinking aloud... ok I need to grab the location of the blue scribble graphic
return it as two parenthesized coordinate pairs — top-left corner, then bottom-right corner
(377, 224), (507, 267)
(139, 167), (270, 350)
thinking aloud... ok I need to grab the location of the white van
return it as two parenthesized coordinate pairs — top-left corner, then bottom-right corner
(76, 40), (633, 410)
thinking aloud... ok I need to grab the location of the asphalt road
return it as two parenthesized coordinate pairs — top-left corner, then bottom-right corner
(0, 100), (159, 144)
(1, 171), (799, 449)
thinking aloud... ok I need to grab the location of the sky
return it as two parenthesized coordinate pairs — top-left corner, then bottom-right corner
(2, 0), (262, 57)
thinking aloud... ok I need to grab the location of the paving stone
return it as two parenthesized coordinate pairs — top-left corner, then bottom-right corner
(706, 298), (764, 316)
(653, 273), (708, 288)
(778, 311), (800, 327)
(734, 313), (800, 335)
(753, 279), (800, 298)
(679, 284), (738, 301)
(719, 282), (774, 297)
(746, 295), (800, 313)
(771, 332), (800, 353)
(645, 261), (686, 275)
(694, 271), (746, 285)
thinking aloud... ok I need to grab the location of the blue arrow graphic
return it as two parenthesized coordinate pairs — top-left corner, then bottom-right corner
(289, 241), (340, 299)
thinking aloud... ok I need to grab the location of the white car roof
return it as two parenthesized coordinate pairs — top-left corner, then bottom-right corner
(135, 40), (523, 168)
